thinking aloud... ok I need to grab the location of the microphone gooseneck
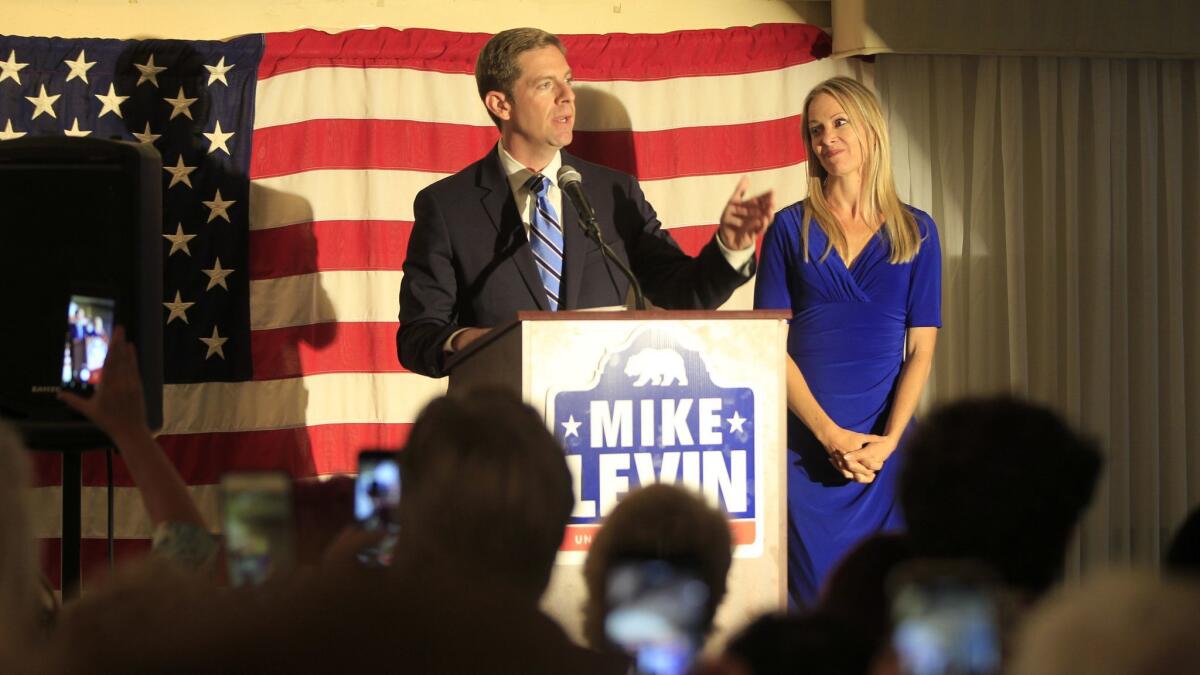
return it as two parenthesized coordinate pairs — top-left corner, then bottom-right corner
(556, 165), (646, 311)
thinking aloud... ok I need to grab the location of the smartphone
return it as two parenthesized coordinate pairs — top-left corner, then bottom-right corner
(61, 294), (116, 394)
(220, 471), (295, 588)
(889, 563), (1002, 675)
(355, 450), (402, 565)
(604, 558), (710, 675)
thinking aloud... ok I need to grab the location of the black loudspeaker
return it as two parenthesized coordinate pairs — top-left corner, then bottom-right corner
(0, 137), (163, 450)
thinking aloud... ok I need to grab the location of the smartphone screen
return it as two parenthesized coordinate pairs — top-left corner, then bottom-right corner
(891, 572), (1002, 675)
(62, 294), (116, 392)
(220, 472), (295, 588)
(604, 559), (709, 675)
(355, 450), (401, 565)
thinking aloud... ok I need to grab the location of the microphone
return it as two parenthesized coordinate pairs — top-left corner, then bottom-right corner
(556, 165), (599, 235)
(555, 165), (646, 310)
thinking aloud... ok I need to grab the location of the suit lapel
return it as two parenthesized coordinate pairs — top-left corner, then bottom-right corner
(476, 146), (549, 311)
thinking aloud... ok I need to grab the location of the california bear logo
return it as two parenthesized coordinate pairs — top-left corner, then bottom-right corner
(623, 348), (688, 387)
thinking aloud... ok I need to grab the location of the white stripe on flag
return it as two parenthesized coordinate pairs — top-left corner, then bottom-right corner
(250, 270), (403, 330)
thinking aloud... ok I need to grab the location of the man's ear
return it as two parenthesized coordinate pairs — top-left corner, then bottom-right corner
(484, 91), (511, 122)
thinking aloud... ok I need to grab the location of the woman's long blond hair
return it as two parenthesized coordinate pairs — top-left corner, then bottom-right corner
(801, 77), (921, 263)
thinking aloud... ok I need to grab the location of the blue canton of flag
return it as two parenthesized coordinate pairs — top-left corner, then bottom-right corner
(0, 34), (263, 383)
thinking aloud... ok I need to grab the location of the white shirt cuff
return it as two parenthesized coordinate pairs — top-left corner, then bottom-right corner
(714, 231), (756, 277)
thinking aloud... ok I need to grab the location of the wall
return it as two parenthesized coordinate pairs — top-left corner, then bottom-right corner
(3, 0), (830, 39)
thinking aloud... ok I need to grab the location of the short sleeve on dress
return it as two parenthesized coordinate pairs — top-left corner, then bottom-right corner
(906, 210), (942, 328)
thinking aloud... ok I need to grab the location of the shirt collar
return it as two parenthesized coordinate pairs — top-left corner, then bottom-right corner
(497, 141), (562, 194)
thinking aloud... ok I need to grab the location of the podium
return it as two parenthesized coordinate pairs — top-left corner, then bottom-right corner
(446, 309), (789, 643)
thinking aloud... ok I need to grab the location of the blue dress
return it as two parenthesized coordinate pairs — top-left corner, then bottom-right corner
(754, 201), (942, 607)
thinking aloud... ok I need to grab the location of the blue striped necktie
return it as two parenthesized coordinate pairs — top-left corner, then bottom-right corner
(526, 174), (564, 311)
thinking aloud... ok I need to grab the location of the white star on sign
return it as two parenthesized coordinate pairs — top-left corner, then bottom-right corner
(0, 119), (25, 141)
(200, 326), (228, 360)
(204, 56), (235, 86)
(727, 411), (747, 434)
(63, 118), (92, 137)
(134, 54), (167, 87)
(202, 189), (235, 223)
(132, 122), (160, 144)
(164, 86), (197, 120)
(163, 290), (195, 324)
(0, 50), (28, 85)
(94, 83), (129, 118)
(562, 415), (582, 439)
(202, 257), (234, 291)
(163, 155), (197, 189)
(162, 223), (197, 256)
(25, 84), (60, 120)
(203, 120), (234, 155)
(63, 50), (96, 84)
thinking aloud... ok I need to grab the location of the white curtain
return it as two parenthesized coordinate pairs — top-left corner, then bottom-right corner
(874, 54), (1200, 576)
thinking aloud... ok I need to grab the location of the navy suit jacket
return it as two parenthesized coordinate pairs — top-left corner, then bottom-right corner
(396, 147), (751, 377)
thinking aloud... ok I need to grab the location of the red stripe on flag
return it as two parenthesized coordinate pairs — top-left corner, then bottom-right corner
(40, 538), (153, 591)
(260, 25), (831, 81)
(251, 322), (405, 380)
(250, 120), (498, 179)
(250, 117), (805, 182)
(249, 220), (411, 280)
(668, 223), (767, 259)
(72, 424), (413, 487)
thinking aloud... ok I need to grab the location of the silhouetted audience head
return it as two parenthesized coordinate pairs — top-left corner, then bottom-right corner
(818, 532), (914, 651)
(1008, 571), (1200, 675)
(1165, 504), (1200, 575)
(713, 610), (875, 675)
(399, 388), (574, 599)
(899, 396), (1102, 595)
(0, 422), (42, 646)
(582, 483), (733, 653)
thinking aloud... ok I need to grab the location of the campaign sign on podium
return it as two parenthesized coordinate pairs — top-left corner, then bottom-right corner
(446, 310), (788, 644)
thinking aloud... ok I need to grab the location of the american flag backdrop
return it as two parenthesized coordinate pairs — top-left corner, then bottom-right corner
(0, 25), (847, 587)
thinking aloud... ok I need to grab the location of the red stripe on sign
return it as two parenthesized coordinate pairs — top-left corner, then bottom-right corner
(80, 423), (413, 487)
(250, 119), (498, 180)
(252, 322), (405, 380)
(251, 117), (805, 182)
(570, 116), (806, 181)
(563, 520), (758, 552)
(261, 25), (831, 81)
(249, 220), (411, 280)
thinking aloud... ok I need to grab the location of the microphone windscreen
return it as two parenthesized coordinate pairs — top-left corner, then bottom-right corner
(557, 165), (583, 187)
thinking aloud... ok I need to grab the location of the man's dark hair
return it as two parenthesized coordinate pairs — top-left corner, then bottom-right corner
(581, 483), (733, 652)
(475, 27), (565, 127)
(899, 396), (1102, 595)
(399, 388), (574, 598)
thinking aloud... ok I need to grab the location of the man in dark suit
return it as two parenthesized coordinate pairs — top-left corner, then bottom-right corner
(397, 28), (775, 378)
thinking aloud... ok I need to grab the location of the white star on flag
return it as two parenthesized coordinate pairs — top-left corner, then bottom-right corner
(25, 84), (59, 119)
(63, 118), (91, 137)
(202, 189), (235, 222)
(726, 411), (747, 434)
(164, 86), (197, 120)
(203, 120), (235, 155)
(163, 290), (195, 324)
(205, 56), (235, 86)
(163, 155), (197, 189)
(200, 326), (228, 360)
(0, 50), (28, 85)
(162, 223), (197, 256)
(132, 122), (161, 144)
(95, 83), (129, 118)
(63, 50), (96, 84)
(134, 54), (167, 87)
(0, 120), (25, 141)
(562, 415), (582, 438)
(202, 257), (235, 291)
